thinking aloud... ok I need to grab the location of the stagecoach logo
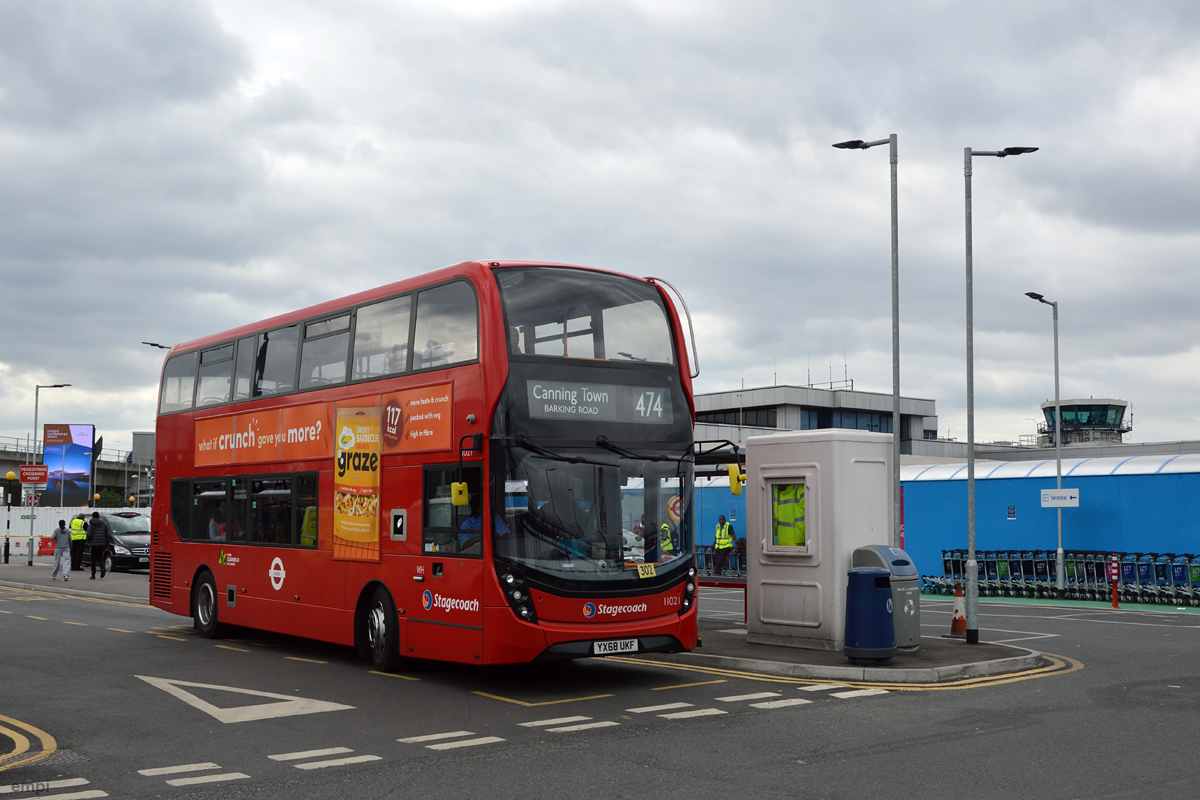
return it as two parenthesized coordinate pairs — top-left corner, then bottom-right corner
(583, 601), (648, 618)
(269, 557), (286, 591)
(218, 551), (240, 567)
(422, 590), (481, 613)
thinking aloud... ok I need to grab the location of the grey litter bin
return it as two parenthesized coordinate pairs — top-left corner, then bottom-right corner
(853, 545), (922, 653)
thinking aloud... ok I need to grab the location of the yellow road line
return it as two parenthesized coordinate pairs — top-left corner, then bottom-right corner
(63, 621), (88, 626)
(0, 724), (31, 767)
(651, 679), (727, 691)
(285, 657), (327, 664)
(108, 627), (134, 633)
(25, 616), (47, 621)
(0, 714), (56, 772)
(0, 585), (146, 609)
(472, 691), (614, 707)
(0, 610), (10, 614)
(369, 670), (420, 681)
(215, 644), (250, 652)
(156, 635), (187, 642)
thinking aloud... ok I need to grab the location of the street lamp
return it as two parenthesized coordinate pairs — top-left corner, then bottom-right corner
(28, 383), (70, 565)
(1026, 291), (1063, 595)
(964, 145), (1038, 644)
(833, 134), (902, 548)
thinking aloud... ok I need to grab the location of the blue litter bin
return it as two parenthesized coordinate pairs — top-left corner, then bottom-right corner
(844, 567), (896, 665)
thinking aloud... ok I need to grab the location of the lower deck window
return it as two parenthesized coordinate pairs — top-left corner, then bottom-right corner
(171, 472), (319, 548)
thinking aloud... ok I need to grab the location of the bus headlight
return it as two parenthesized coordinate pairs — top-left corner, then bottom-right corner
(496, 564), (537, 623)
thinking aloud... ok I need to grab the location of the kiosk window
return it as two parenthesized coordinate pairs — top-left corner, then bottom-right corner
(771, 482), (806, 547)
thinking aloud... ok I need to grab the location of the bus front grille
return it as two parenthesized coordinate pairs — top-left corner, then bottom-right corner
(152, 553), (173, 600)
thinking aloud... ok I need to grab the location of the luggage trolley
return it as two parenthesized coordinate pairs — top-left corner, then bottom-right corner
(1135, 553), (1157, 604)
(1020, 551), (1038, 598)
(983, 551), (1001, 597)
(1154, 553), (1175, 605)
(1170, 554), (1192, 607)
(1119, 553), (1139, 604)
(1190, 555), (1200, 607)
(1032, 551), (1052, 598)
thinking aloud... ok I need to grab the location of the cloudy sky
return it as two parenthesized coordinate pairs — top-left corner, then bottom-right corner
(3, 0), (1199, 457)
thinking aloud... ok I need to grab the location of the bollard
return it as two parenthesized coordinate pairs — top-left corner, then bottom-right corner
(1111, 553), (1119, 609)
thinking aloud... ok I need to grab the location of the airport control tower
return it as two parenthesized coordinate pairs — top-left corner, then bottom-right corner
(1038, 398), (1131, 447)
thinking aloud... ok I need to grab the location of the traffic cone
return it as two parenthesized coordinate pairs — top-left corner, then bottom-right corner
(950, 582), (967, 637)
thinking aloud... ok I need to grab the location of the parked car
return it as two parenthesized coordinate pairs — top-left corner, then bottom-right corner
(80, 512), (151, 573)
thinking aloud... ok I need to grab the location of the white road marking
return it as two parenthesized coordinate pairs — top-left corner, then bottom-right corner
(660, 708), (726, 719)
(752, 698), (814, 709)
(831, 689), (890, 699)
(425, 737), (506, 750)
(7, 792), (107, 800)
(717, 629), (749, 634)
(545, 721), (620, 732)
(397, 731), (475, 743)
(627, 702), (692, 713)
(716, 692), (780, 702)
(164, 773), (250, 787)
(519, 716), (592, 727)
(136, 675), (354, 724)
(0, 779), (90, 793)
(293, 755), (382, 770)
(138, 762), (220, 776)
(269, 747), (353, 761)
(799, 684), (851, 692)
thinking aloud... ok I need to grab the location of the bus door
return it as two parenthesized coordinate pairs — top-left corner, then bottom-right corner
(405, 466), (484, 662)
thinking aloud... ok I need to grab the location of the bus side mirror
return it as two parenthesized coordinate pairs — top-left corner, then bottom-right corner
(451, 482), (469, 507)
(728, 465), (745, 495)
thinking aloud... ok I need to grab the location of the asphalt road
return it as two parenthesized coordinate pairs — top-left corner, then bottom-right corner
(3, 582), (1200, 799)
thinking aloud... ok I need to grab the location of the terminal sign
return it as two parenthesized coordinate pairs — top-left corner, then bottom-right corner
(526, 380), (673, 425)
(1041, 488), (1080, 508)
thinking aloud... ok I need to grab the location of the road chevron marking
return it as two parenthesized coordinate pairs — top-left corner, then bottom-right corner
(136, 676), (354, 724)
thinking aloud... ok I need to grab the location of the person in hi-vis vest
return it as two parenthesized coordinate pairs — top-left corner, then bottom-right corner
(772, 483), (806, 546)
(69, 514), (87, 572)
(712, 515), (736, 575)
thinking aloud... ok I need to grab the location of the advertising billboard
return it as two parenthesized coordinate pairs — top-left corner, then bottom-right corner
(43, 424), (95, 507)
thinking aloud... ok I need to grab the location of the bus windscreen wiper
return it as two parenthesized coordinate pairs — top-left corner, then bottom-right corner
(595, 435), (684, 463)
(512, 436), (588, 464)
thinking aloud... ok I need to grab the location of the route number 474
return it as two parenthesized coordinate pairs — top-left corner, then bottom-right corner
(634, 391), (663, 418)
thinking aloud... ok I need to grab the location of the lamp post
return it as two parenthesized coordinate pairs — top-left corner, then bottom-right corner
(141, 341), (170, 350)
(28, 383), (71, 565)
(964, 145), (1038, 644)
(1026, 291), (1063, 595)
(833, 134), (902, 548)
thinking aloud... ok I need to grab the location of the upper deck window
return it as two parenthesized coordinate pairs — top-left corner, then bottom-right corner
(413, 282), (478, 371)
(252, 325), (300, 397)
(495, 268), (675, 365)
(196, 344), (234, 408)
(159, 352), (198, 414)
(352, 295), (411, 380)
(299, 314), (350, 389)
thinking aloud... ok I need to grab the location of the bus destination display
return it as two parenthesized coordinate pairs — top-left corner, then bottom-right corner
(526, 380), (673, 425)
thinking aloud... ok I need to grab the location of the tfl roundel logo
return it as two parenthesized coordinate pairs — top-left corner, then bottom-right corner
(582, 603), (597, 619)
(422, 590), (433, 611)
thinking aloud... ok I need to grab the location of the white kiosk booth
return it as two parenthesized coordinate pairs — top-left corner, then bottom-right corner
(744, 430), (892, 651)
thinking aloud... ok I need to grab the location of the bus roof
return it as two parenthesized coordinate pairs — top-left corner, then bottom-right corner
(167, 260), (646, 357)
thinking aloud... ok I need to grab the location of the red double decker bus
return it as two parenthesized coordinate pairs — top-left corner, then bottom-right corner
(149, 260), (700, 670)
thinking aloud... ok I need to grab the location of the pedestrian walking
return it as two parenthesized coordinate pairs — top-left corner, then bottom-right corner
(69, 513), (87, 572)
(87, 511), (112, 579)
(712, 514), (737, 576)
(49, 519), (72, 581)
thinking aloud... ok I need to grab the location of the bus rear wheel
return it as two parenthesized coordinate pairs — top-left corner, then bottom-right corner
(366, 586), (403, 673)
(194, 572), (223, 639)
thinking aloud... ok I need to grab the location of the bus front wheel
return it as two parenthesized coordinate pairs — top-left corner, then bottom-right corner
(367, 586), (404, 673)
(194, 572), (223, 639)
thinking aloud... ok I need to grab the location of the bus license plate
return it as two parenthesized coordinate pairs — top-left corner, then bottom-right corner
(593, 639), (638, 655)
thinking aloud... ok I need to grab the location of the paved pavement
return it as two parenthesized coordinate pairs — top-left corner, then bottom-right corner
(0, 556), (1039, 684)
